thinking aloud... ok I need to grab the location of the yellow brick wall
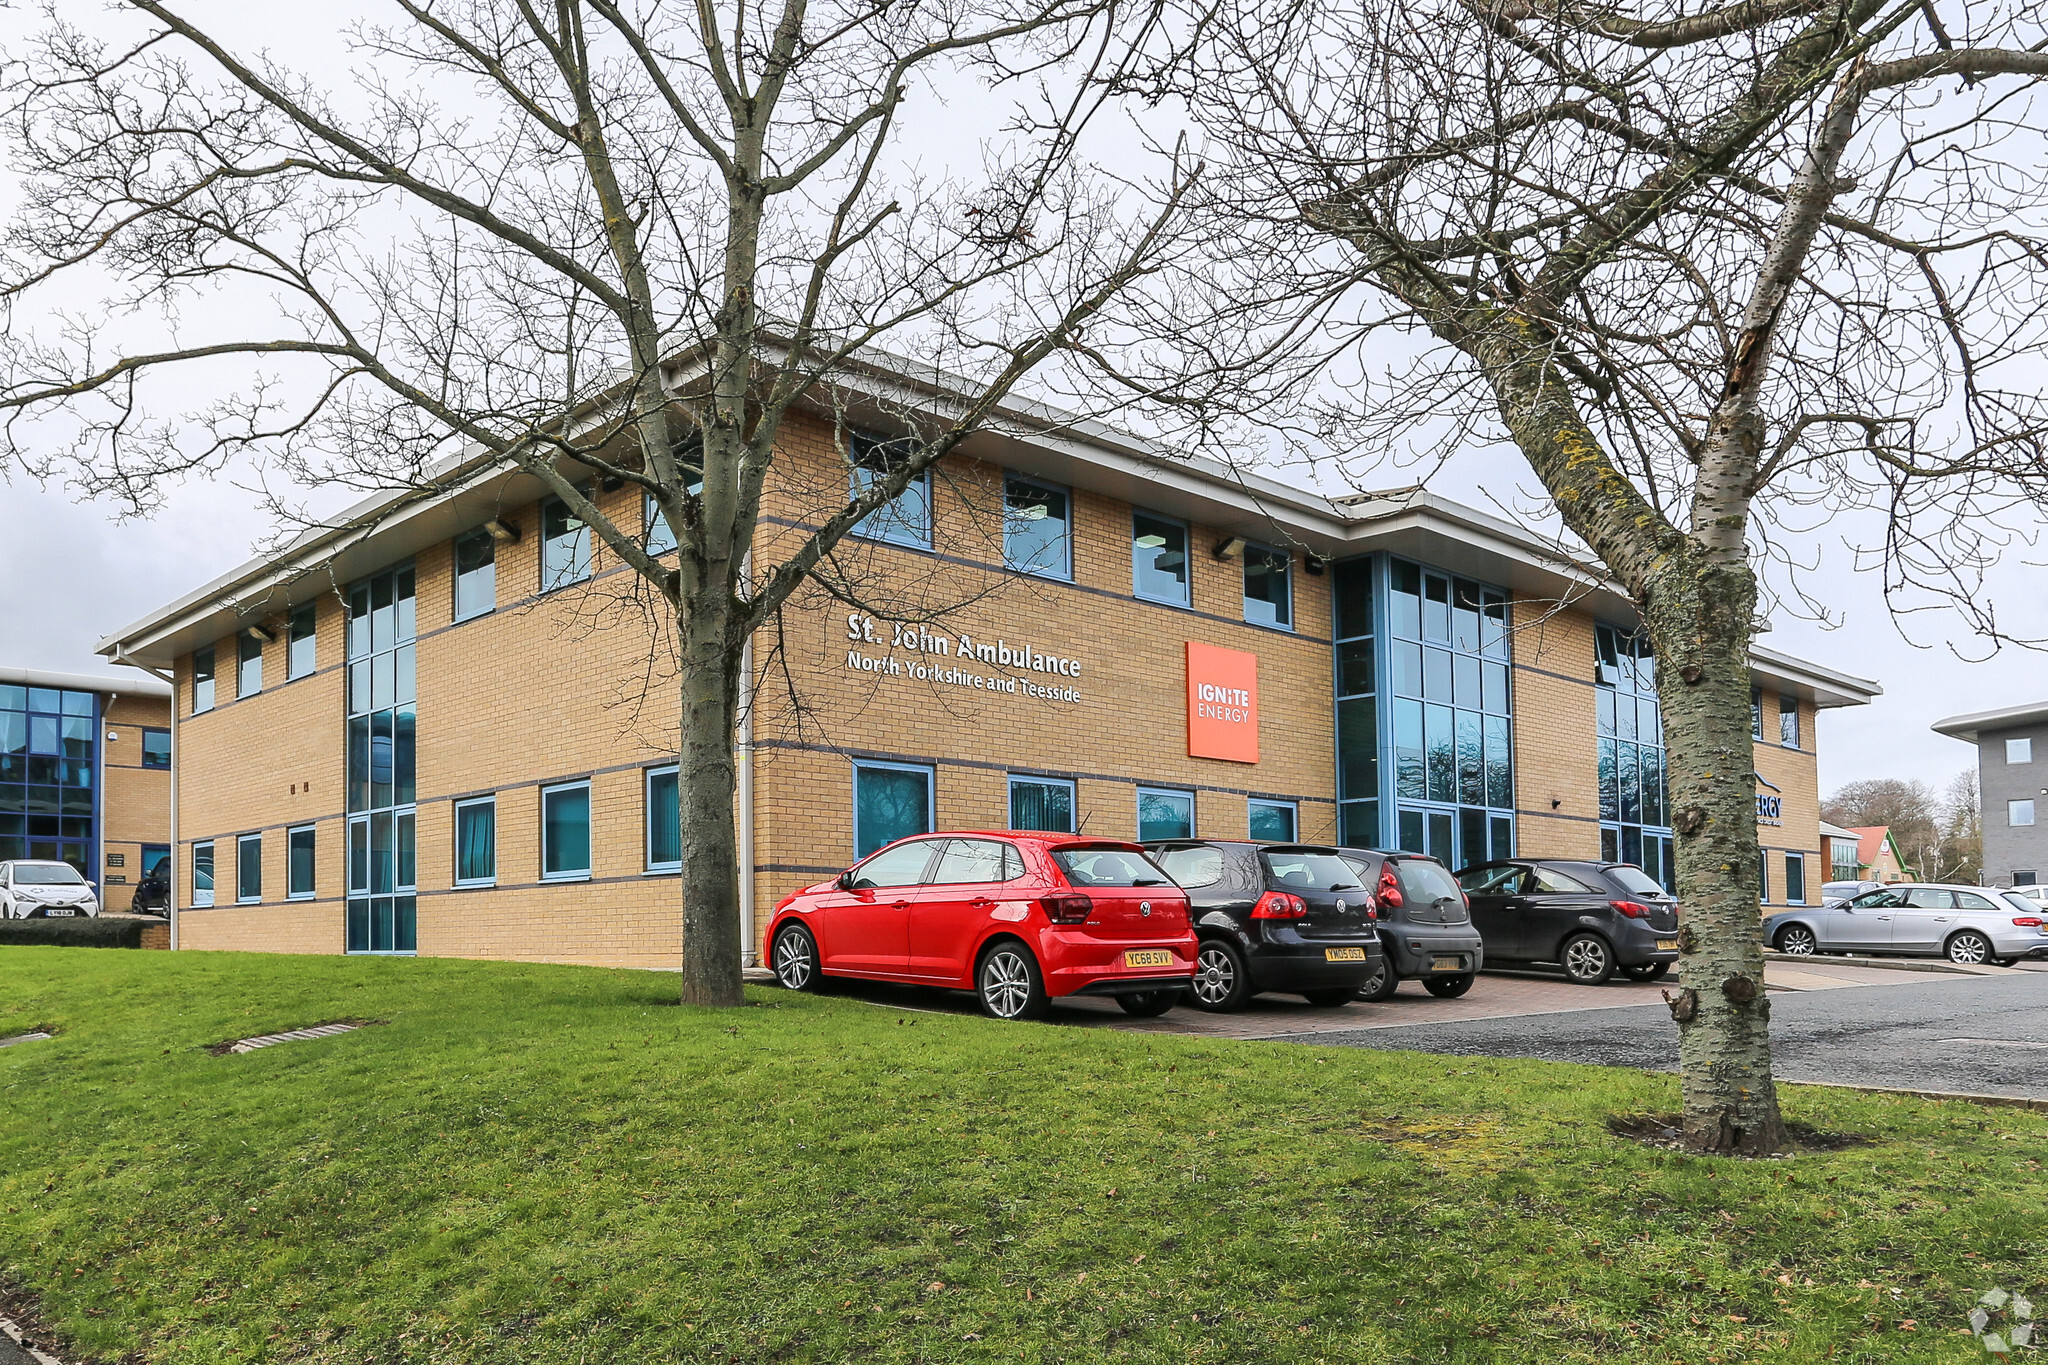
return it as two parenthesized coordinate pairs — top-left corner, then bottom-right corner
(98, 691), (171, 898)
(1507, 599), (1603, 860)
(1753, 693), (1821, 905)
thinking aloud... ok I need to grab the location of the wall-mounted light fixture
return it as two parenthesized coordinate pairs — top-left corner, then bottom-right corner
(1213, 535), (1246, 560)
(242, 623), (276, 643)
(1303, 555), (1325, 576)
(485, 518), (521, 543)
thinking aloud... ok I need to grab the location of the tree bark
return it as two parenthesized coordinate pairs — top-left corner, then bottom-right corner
(677, 594), (746, 1008)
(1644, 553), (1785, 1154)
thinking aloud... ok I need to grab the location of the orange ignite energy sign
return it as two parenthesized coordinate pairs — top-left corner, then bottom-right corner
(1185, 641), (1260, 763)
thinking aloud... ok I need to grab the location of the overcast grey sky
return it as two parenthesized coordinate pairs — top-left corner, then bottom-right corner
(3, 1), (2043, 803)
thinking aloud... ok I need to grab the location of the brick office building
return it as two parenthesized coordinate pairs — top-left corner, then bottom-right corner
(96, 370), (1876, 963)
(1, 666), (173, 899)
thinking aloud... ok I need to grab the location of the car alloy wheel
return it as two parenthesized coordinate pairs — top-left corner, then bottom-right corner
(1188, 941), (1248, 1011)
(771, 924), (820, 992)
(977, 944), (1047, 1020)
(1775, 925), (1817, 956)
(1560, 933), (1614, 985)
(1621, 962), (1669, 983)
(1356, 952), (1400, 1003)
(1947, 930), (1993, 965)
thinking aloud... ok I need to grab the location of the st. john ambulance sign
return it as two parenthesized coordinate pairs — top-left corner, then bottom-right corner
(1186, 641), (1260, 763)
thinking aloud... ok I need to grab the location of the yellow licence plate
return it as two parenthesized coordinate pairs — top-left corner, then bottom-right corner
(1430, 956), (1462, 972)
(1324, 947), (1368, 962)
(1656, 939), (1678, 951)
(1123, 949), (1173, 968)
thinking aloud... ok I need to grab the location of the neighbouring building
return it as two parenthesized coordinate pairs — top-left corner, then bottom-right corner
(1819, 820), (1864, 884)
(1933, 702), (2048, 887)
(1, 666), (173, 899)
(1847, 825), (1913, 884)
(95, 359), (1879, 963)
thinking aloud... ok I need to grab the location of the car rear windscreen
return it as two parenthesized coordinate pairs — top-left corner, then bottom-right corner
(1156, 846), (1226, 889)
(1054, 848), (1172, 887)
(1261, 851), (1364, 891)
(11, 864), (84, 885)
(1395, 858), (1464, 908)
(1604, 865), (1668, 898)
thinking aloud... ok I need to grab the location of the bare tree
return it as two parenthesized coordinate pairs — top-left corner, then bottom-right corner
(1939, 768), (1982, 884)
(0, 0), (1188, 1005)
(1137, 0), (2048, 1150)
(1824, 777), (1939, 874)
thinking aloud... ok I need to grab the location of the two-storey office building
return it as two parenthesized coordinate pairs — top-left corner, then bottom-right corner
(0, 666), (172, 894)
(97, 371), (1876, 963)
(1934, 702), (2048, 887)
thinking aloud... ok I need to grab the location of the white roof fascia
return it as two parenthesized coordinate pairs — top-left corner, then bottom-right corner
(1747, 643), (1881, 709)
(0, 665), (172, 699)
(1931, 701), (2048, 743)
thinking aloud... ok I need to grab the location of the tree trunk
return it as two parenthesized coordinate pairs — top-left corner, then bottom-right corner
(677, 595), (746, 1008)
(1644, 555), (1786, 1154)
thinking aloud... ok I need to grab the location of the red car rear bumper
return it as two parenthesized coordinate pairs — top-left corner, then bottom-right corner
(1035, 929), (1198, 998)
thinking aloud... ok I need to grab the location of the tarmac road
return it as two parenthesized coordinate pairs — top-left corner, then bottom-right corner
(1292, 969), (2048, 1101)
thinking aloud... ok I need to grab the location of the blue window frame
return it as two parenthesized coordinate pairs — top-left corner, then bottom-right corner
(287, 603), (317, 679)
(455, 797), (497, 885)
(1242, 544), (1291, 629)
(1008, 775), (1075, 832)
(1597, 622), (1675, 892)
(542, 781), (592, 880)
(647, 766), (681, 870)
(1137, 787), (1194, 841)
(345, 564), (418, 954)
(1249, 799), (1297, 842)
(0, 684), (98, 874)
(849, 431), (932, 550)
(853, 761), (933, 859)
(1132, 512), (1190, 606)
(1003, 476), (1072, 580)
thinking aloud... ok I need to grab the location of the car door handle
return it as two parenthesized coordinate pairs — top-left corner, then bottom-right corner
(969, 898), (995, 910)
(890, 899), (911, 910)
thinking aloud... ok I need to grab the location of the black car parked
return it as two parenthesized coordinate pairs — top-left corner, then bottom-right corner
(1335, 848), (1485, 1000)
(1455, 860), (1681, 984)
(1145, 841), (1383, 1011)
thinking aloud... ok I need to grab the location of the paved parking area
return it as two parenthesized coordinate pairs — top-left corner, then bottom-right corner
(807, 955), (1962, 1041)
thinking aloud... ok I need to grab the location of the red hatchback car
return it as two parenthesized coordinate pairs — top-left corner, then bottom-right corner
(765, 832), (1196, 1020)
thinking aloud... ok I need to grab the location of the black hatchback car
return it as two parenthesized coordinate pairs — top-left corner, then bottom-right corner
(1144, 841), (1383, 1010)
(1455, 859), (1681, 984)
(1335, 848), (1486, 999)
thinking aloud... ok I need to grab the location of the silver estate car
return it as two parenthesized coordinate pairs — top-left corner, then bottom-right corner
(1764, 882), (2048, 965)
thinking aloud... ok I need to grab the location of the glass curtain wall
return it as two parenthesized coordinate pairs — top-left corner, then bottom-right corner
(1333, 556), (1513, 865)
(0, 684), (98, 872)
(1595, 623), (1676, 890)
(345, 565), (418, 952)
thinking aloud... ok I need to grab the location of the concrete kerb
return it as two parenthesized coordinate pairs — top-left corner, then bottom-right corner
(1761, 950), (2018, 977)
(0, 1313), (67, 1365)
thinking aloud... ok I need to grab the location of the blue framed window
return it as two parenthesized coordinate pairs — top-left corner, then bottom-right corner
(454, 528), (498, 621)
(345, 565), (418, 954)
(192, 647), (216, 715)
(542, 782), (592, 880)
(541, 494), (593, 590)
(0, 684), (97, 874)
(1003, 476), (1072, 580)
(1008, 775), (1075, 833)
(849, 432), (932, 550)
(1132, 512), (1190, 606)
(646, 766), (681, 870)
(853, 761), (933, 859)
(1249, 799), (1297, 842)
(1597, 622), (1674, 892)
(236, 832), (262, 904)
(1381, 558), (1513, 869)
(287, 825), (316, 899)
(288, 603), (318, 679)
(141, 728), (170, 769)
(1785, 852), (1806, 905)
(455, 797), (496, 885)
(1137, 787), (1194, 841)
(1242, 544), (1291, 628)
(237, 632), (264, 698)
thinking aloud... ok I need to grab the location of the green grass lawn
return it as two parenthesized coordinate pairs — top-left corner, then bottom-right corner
(0, 949), (2039, 1363)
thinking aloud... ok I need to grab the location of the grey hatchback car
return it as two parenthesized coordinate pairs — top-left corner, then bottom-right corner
(1334, 848), (1485, 1000)
(1764, 883), (2048, 965)
(1456, 859), (1681, 984)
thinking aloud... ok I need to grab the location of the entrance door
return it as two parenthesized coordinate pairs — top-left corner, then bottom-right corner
(817, 837), (938, 975)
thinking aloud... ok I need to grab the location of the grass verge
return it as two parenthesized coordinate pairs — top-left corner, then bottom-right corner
(1, 947), (2039, 1362)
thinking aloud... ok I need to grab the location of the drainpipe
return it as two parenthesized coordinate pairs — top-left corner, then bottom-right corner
(736, 554), (757, 969)
(113, 648), (176, 950)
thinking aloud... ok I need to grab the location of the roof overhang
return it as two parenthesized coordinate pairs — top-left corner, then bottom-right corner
(0, 664), (171, 699)
(1931, 701), (2048, 744)
(1747, 643), (1881, 710)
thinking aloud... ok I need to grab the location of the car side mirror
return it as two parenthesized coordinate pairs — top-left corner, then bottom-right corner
(835, 871), (855, 890)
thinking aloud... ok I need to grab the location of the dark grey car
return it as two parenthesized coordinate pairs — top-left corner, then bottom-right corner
(1335, 848), (1485, 1000)
(1455, 859), (1681, 984)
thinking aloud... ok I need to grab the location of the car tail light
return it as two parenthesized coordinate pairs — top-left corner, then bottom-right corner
(1376, 866), (1403, 909)
(1611, 899), (1651, 919)
(2014, 917), (2045, 927)
(1040, 893), (1093, 924)
(1251, 891), (1309, 920)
